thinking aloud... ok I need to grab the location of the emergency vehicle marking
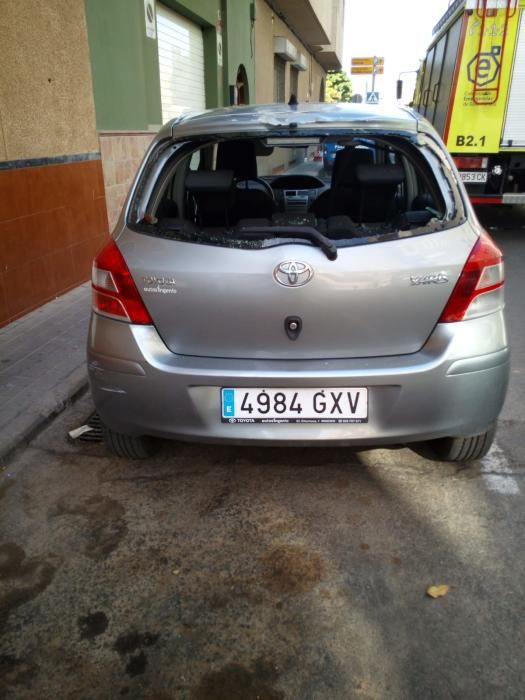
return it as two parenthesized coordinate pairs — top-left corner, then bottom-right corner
(455, 135), (487, 147)
(466, 45), (501, 86)
(445, 7), (520, 153)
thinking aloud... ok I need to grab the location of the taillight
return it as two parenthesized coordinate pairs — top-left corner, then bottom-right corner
(92, 240), (152, 324)
(439, 231), (504, 322)
(453, 156), (488, 170)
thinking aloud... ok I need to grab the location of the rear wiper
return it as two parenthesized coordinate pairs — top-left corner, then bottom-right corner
(235, 225), (338, 261)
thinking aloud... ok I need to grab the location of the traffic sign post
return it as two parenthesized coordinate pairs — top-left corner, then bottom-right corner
(371, 56), (383, 93)
(351, 56), (384, 102)
(351, 66), (384, 75)
(351, 56), (384, 76)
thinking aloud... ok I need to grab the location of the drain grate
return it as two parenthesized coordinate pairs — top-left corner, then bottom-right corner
(68, 412), (104, 443)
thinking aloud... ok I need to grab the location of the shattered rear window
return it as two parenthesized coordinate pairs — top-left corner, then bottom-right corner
(128, 132), (465, 255)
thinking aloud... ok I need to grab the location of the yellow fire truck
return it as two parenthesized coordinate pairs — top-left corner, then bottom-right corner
(413, 0), (525, 204)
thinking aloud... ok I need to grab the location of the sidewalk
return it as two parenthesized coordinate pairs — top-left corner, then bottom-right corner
(0, 282), (92, 462)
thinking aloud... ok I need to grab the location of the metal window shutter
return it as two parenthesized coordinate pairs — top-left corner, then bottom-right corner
(274, 57), (285, 103)
(502, 10), (525, 147)
(156, 4), (206, 121)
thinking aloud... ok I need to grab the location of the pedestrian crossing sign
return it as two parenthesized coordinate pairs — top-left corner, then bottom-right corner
(366, 91), (379, 104)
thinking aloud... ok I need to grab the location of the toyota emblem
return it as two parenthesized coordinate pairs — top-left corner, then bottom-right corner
(273, 261), (314, 287)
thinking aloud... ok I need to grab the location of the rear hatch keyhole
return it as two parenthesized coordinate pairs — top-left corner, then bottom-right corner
(285, 316), (302, 340)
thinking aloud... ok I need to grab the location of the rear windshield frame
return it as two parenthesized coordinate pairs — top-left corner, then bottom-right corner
(126, 129), (466, 251)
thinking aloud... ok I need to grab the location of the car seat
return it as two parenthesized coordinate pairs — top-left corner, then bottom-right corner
(352, 164), (405, 222)
(310, 147), (374, 218)
(185, 170), (235, 226)
(216, 140), (275, 220)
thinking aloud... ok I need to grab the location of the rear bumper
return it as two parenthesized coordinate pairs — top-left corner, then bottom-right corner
(502, 193), (525, 204)
(470, 194), (525, 205)
(88, 312), (509, 446)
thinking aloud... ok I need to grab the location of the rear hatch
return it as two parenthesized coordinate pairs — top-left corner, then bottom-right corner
(120, 224), (476, 360)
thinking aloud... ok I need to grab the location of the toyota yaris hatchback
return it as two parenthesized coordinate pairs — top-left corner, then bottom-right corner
(88, 103), (509, 460)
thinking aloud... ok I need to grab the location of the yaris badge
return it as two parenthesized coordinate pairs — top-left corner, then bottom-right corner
(274, 261), (313, 287)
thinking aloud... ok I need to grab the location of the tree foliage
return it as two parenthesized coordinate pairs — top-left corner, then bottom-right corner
(325, 70), (352, 103)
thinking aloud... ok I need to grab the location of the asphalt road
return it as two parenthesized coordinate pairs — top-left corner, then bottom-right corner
(1, 207), (525, 700)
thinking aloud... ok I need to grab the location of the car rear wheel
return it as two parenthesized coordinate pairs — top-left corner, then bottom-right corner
(430, 427), (496, 462)
(104, 427), (153, 459)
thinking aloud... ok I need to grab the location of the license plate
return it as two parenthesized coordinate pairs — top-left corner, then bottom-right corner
(459, 171), (488, 183)
(221, 387), (368, 424)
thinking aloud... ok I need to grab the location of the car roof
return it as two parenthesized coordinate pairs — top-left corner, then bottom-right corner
(158, 102), (423, 141)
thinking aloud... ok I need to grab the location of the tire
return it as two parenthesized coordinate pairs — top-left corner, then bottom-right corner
(104, 427), (153, 459)
(430, 426), (496, 463)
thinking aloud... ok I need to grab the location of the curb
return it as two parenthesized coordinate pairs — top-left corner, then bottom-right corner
(0, 369), (90, 464)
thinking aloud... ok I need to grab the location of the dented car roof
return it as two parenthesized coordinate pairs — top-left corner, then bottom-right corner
(156, 102), (425, 141)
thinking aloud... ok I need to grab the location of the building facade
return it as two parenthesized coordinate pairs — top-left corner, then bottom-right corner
(0, 1), (108, 327)
(0, 0), (343, 326)
(255, 0), (344, 174)
(84, 0), (257, 232)
(255, 0), (344, 105)
(0, 0), (256, 325)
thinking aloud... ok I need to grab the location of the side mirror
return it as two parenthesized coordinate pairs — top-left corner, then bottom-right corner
(396, 80), (403, 100)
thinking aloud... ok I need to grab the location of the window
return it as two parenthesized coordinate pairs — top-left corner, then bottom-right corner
(189, 151), (201, 170)
(274, 57), (286, 103)
(236, 64), (249, 105)
(290, 67), (299, 101)
(156, 4), (205, 119)
(135, 133), (453, 241)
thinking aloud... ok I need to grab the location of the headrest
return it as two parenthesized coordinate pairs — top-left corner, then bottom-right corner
(333, 147), (375, 185)
(186, 170), (234, 193)
(254, 139), (274, 156)
(355, 164), (405, 186)
(217, 140), (257, 179)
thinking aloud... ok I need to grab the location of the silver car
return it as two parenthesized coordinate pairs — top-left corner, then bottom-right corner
(88, 103), (509, 460)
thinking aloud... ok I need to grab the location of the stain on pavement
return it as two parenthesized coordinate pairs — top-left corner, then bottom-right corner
(114, 630), (160, 677)
(200, 488), (232, 516)
(0, 654), (39, 693)
(260, 545), (325, 594)
(0, 480), (14, 501)
(0, 543), (58, 627)
(114, 630), (160, 654)
(191, 659), (284, 700)
(78, 610), (109, 640)
(125, 650), (148, 676)
(51, 494), (127, 560)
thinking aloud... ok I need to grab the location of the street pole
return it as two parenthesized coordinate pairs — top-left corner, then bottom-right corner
(371, 56), (377, 93)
